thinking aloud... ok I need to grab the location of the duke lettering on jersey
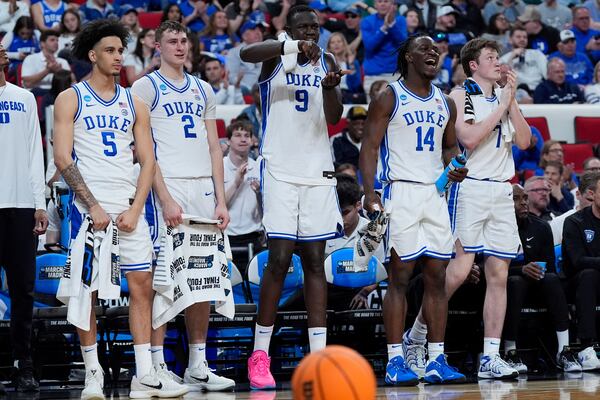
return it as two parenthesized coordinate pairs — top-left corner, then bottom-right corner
(83, 115), (132, 133)
(162, 101), (204, 118)
(402, 110), (446, 129)
(285, 72), (323, 88)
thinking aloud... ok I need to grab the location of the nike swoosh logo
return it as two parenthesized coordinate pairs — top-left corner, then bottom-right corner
(258, 330), (271, 334)
(142, 382), (163, 390)
(190, 375), (209, 383)
(312, 332), (326, 336)
(401, 102), (410, 106)
(161, 92), (169, 95)
(150, 349), (162, 353)
(391, 344), (402, 348)
(204, 191), (213, 196)
(526, 237), (534, 241)
(84, 349), (94, 352)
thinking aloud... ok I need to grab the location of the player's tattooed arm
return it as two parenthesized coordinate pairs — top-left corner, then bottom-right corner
(60, 163), (99, 209)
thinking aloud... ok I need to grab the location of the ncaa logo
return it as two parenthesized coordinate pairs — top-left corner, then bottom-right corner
(121, 109), (128, 116)
(313, 67), (320, 73)
(83, 95), (92, 102)
(159, 84), (167, 91)
(585, 229), (595, 243)
(400, 94), (407, 101)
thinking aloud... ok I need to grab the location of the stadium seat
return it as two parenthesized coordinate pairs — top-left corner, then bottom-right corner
(525, 117), (551, 141)
(243, 95), (254, 104)
(574, 116), (600, 144)
(216, 118), (227, 138)
(562, 143), (594, 173)
(138, 12), (162, 29)
(327, 117), (347, 137)
(523, 169), (536, 182)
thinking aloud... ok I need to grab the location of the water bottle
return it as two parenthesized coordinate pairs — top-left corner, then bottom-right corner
(435, 154), (467, 194)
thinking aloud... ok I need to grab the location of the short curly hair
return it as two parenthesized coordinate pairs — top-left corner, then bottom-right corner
(72, 18), (130, 61)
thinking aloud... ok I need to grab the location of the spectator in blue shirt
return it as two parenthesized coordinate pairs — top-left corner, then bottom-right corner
(180, 0), (217, 33)
(483, 0), (526, 24)
(79, 0), (116, 24)
(112, 0), (149, 13)
(513, 126), (544, 172)
(534, 58), (586, 103)
(550, 30), (594, 86)
(361, 0), (407, 98)
(571, 7), (600, 62)
(200, 10), (238, 55)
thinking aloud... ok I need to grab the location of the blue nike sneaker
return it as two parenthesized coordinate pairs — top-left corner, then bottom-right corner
(385, 356), (419, 387)
(424, 354), (466, 384)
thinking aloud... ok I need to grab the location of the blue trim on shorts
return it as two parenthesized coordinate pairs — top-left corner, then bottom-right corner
(423, 250), (453, 260)
(266, 232), (297, 241)
(121, 265), (152, 272)
(398, 246), (427, 261)
(462, 245), (484, 253)
(297, 231), (341, 242)
(447, 182), (460, 234)
(482, 249), (517, 259)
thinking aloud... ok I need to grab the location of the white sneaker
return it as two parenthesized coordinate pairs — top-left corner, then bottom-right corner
(183, 361), (235, 392)
(557, 348), (583, 373)
(478, 354), (519, 380)
(130, 367), (189, 398)
(402, 330), (426, 379)
(81, 368), (105, 400)
(505, 350), (528, 374)
(578, 347), (600, 371)
(155, 363), (188, 394)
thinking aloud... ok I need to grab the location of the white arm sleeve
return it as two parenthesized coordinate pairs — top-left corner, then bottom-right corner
(27, 93), (46, 210)
(130, 76), (157, 108)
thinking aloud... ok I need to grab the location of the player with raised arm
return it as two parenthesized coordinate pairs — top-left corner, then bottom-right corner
(239, 4), (346, 390)
(403, 38), (531, 380)
(360, 34), (468, 386)
(53, 19), (186, 399)
(130, 20), (234, 392)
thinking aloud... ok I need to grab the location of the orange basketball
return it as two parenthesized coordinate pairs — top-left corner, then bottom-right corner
(292, 345), (377, 400)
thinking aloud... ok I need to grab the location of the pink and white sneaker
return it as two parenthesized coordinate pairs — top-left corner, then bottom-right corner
(248, 350), (276, 390)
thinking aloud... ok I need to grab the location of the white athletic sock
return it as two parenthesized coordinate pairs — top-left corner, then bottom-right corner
(428, 342), (444, 361)
(387, 344), (404, 361)
(133, 343), (153, 377)
(253, 324), (274, 354)
(81, 343), (100, 371)
(408, 318), (428, 344)
(150, 346), (165, 367)
(308, 327), (327, 352)
(557, 330), (569, 355)
(504, 340), (517, 354)
(483, 337), (501, 357)
(188, 343), (206, 370)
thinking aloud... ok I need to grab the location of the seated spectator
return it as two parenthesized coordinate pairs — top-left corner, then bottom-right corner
(223, 0), (267, 35)
(550, 171), (596, 245)
(544, 160), (575, 214)
(326, 174), (384, 311)
(161, 3), (183, 24)
(431, 6), (472, 55)
(328, 0), (358, 13)
(448, 0), (486, 36)
(181, 0), (218, 33)
(226, 21), (263, 94)
(483, 0), (525, 24)
(336, 163), (358, 180)
(585, 60), (600, 103)
(500, 27), (547, 93)
(236, 84), (262, 143)
(124, 28), (159, 85)
(513, 126), (543, 172)
(403, 8), (423, 35)
(21, 30), (70, 96)
(31, 0), (65, 32)
(79, 0), (116, 24)
(398, 0), (437, 32)
(361, 0), (407, 98)
(562, 171), (600, 370)
(550, 30), (594, 86)
(571, 7), (600, 64)
(120, 5), (141, 54)
(584, 0), (600, 30)
(539, 0), (572, 31)
(40, 68), (72, 128)
(432, 32), (456, 93)
(536, 139), (578, 189)
(112, 0), (153, 13)
(524, 176), (554, 221)
(224, 120), (264, 275)
(520, 6), (561, 55)
(481, 13), (511, 53)
(369, 79), (389, 101)
(205, 57), (244, 105)
(572, 157), (600, 208)
(504, 184), (580, 374)
(200, 10), (238, 55)
(1, 16), (39, 77)
(57, 9), (80, 53)
(324, 5), (364, 62)
(534, 58), (585, 104)
(499, 63), (533, 103)
(327, 32), (366, 104)
(0, 0), (30, 34)
(331, 106), (367, 169)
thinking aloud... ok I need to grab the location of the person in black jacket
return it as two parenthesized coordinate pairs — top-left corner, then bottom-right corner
(503, 184), (581, 373)
(563, 171), (600, 371)
(331, 106), (367, 169)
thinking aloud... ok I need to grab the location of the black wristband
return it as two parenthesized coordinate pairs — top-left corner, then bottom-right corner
(281, 41), (285, 55)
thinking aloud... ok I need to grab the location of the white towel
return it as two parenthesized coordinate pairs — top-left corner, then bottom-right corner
(278, 31), (298, 73)
(56, 217), (121, 331)
(353, 207), (390, 269)
(152, 215), (235, 329)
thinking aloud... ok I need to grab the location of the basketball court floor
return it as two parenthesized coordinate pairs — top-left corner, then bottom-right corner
(2, 375), (600, 399)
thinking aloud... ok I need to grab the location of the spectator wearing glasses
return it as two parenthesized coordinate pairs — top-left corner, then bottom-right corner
(550, 30), (594, 87)
(524, 176), (554, 221)
(324, 6), (364, 62)
(544, 160), (575, 215)
(534, 58), (585, 104)
(571, 7), (600, 63)
(481, 13), (511, 54)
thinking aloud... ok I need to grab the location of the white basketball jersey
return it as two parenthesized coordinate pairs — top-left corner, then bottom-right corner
(379, 81), (448, 184)
(143, 71), (214, 178)
(259, 53), (335, 186)
(461, 87), (514, 181)
(72, 81), (136, 214)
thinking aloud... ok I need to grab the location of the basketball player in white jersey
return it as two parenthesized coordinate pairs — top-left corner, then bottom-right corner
(404, 38), (531, 379)
(53, 19), (186, 399)
(130, 20), (234, 392)
(360, 35), (467, 386)
(240, 4), (346, 390)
